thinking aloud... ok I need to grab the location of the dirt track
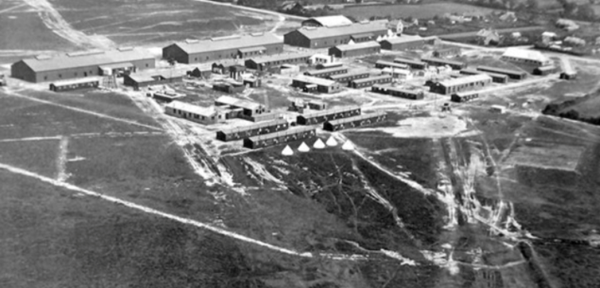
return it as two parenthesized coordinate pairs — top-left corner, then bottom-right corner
(23, 0), (115, 49)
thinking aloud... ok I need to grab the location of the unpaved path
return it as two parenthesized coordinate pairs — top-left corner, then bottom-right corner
(0, 161), (313, 258)
(22, 0), (114, 49)
(4, 89), (163, 131)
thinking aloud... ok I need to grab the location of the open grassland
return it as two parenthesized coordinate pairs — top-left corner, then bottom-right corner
(340, 3), (499, 20)
(0, 94), (150, 139)
(0, 139), (59, 178)
(23, 89), (161, 128)
(0, 1), (75, 51)
(52, 0), (279, 46)
(0, 170), (302, 288)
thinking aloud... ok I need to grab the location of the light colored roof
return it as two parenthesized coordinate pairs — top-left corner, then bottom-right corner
(331, 41), (380, 52)
(301, 106), (361, 118)
(215, 95), (262, 110)
(386, 86), (422, 93)
(376, 60), (409, 69)
(51, 77), (102, 86)
(477, 65), (527, 75)
(238, 46), (266, 53)
(19, 48), (154, 72)
(439, 74), (492, 86)
(326, 111), (386, 125)
(166, 101), (217, 117)
(381, 34), (423, 44)
(352, 75), (392, 84)
(328, 70), (370, 80)
(248, 52), (313, 64)
(382, 67), (410, 74)
(305, 66), (347, 75)
(294, 75), (338, 87)
(248, 126), (315, 142)
(394, 57), (426, 65)
(502, 48), (550, 64)
(421, 57), (465, 66)
(290, 20), (388, 40)
(305, 15), (353, 27)
(219, 119), (288, 135)
(170, 33), (282, 55)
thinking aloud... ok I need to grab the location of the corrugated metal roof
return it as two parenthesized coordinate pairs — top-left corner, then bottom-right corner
(248, 126), (315, 142)
(421, 57), (465, 66)
(376, 60), (409, 69)
(294, 75), (337, 87)
(248, 52), (313, 64)
(20, 48), (155, 72)
(301, 106), (361, 118)
(171, 33), (282, 55)
(502, 48), (550, 64)
(438, 74), (492, 86)
(291, 20), (388, 40)
(328, 70), (370, 80)
(326, 111), (386, 125)
(305, 15), (353, 27)
(215, 95), (262, 110)
(351, 75), (392, 84)
(219, 119), (288, 135)
(166, 101), (217, 117)
(477, 65), (526, 75)
(331, 41), (380, 51)
(238, 46), (266, 53)
(394, 57), (426, 65)
(381, 34), (423, 44)
(51, 77), (102, 86)
(305, 66), (347, 76)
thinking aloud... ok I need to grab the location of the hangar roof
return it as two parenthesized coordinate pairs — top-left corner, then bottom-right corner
(331, 41), (380, 51)
(303, 15), (353, 27)
(19, 48), (154, 72)
(170, 33), (282, 55)
(289, 20), (388, 40)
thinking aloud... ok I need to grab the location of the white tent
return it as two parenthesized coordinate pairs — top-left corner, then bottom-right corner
(313, 138), (326, 149)
(298, 142), (310, 152)
(342, 140), (355, 151)
(282, 145), (294, 156)
(326, 136), (338, 147)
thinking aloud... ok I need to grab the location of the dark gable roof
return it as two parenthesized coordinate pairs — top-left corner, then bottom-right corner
(172, 33), (282, 55)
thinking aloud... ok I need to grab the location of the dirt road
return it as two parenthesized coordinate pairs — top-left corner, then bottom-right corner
(22, 0), (115, 49)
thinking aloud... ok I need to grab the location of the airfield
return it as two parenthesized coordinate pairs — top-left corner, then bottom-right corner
(1, 1), (600, 287)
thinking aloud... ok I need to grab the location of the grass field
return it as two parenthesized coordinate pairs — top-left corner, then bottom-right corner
(52, 0), (279, 46)
(23, 89), (161, 128)
(0, 139), (59, 178)
(0, 2), (75, 51)
(340, 3), (498, 20)
(0, 94), (149, 140)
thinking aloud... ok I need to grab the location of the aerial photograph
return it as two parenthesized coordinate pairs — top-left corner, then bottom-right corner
(1, 0), (600, 287)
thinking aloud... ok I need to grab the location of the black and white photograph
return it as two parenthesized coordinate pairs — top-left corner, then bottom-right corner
(1, 0), (600, 287)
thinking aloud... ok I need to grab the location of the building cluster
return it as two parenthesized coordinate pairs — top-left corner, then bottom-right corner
(6, 14), (577, 151)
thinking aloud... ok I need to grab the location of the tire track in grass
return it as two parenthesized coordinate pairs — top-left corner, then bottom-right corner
(0, 161), (314, 258)
(5, 90), (163, 132)
(22, 0), (114, 49)
(56, 136), (69, 182)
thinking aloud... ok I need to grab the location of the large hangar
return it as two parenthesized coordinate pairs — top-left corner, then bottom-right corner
(162, 33), (284, 64)
(284, 20), (389, 49)
(11, 48), (156, 83)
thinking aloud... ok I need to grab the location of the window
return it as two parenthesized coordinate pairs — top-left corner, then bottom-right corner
(58, 74), (62, 78)
(146, 64), (149, 67)
(74, 72), (77, 76)
(44, 76), (47, 80)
